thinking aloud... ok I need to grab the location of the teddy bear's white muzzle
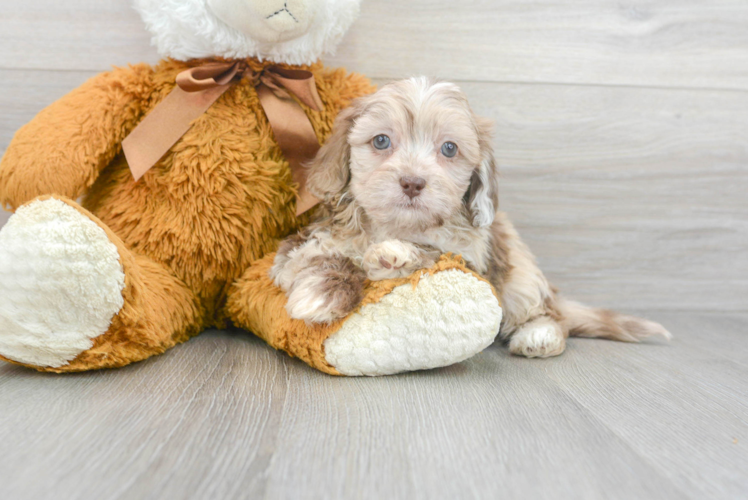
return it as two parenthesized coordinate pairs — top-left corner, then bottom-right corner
(208, 0), (316, 43)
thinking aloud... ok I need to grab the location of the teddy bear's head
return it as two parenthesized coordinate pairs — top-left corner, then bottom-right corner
(134, 0), (361, 65)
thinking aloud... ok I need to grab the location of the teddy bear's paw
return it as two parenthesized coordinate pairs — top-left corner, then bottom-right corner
(323, 269), (502, 376)
(0, 198), (126, 368)
(508, 318), (566, 358)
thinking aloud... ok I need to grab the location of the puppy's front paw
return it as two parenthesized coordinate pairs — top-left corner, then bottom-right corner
(363, 240), (423, 281)
(270, 233), (314, 291)
(509, 318), (566, 358)
(286, 288), (343, 324)
(285, 255), (366, 324)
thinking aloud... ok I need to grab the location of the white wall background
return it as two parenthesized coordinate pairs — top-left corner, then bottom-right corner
(1, 0), (746, 312)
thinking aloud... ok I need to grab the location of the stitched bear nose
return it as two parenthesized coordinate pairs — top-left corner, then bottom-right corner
(400, 176), (426, 199)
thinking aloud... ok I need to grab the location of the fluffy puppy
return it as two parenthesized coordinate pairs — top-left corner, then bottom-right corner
(271, 77), (670, 358)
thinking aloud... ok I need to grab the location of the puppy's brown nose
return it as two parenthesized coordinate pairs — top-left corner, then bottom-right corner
(400, 176), (426, 199)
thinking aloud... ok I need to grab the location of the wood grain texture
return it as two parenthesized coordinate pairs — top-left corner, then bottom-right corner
(330, 0), (748, 91)
(456, 81), (748, 311)
(0, 0), (158, 71)
(542, 313), (748, 500)
(2, 1), (748, 91)
(0, 315), (745, 500)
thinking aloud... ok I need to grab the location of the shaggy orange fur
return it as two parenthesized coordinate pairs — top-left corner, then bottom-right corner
(0, 57), (375, 372)
(227, 253), (499, 375)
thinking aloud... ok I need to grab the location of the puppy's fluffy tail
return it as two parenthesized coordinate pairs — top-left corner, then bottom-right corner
(558, 299), (672, 342)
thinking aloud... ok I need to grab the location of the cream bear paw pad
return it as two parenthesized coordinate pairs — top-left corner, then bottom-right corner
(0, 199), (125, 368)
(324, 269), (502, 376)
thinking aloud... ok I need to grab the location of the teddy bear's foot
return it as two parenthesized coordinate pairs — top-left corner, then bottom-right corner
(323, 268), (503, 376)
(229, 254), (503, 377)
(0, 198), (126, 368)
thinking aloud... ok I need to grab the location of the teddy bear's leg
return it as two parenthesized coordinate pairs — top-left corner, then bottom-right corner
(0, 196), (202, 373)
(226, 254), (504, 376)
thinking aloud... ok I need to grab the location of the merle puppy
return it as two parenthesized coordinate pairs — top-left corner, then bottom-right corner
(271, 77), (670, 358)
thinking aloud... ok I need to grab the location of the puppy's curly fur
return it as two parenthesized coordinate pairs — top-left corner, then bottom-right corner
(271, 77), (671, 358)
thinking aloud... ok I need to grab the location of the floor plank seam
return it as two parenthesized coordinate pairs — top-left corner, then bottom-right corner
(2, 66), (748, 95)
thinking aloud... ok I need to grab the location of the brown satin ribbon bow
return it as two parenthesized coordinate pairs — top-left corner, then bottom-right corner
(122, 61), (323, 215)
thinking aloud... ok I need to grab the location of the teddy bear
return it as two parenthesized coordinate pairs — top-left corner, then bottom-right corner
(0, 0), (503, 377)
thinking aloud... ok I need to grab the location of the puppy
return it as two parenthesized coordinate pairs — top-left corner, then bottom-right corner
(271, 77), (670, 358)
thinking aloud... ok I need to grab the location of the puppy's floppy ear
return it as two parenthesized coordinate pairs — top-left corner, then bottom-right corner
(465, 116), (500, 228)
(306, 102), (362, 202)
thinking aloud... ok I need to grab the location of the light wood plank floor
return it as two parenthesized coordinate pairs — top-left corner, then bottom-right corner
(0, 313), (745, 500)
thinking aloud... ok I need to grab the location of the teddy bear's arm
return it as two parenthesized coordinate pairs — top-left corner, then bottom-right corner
(0, 64), (155, 211)
(227, 252), (503, 376)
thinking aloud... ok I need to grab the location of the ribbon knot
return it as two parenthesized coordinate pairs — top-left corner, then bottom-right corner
(122, 61), (323, 215)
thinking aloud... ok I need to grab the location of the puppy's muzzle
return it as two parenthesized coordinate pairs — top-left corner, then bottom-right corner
(400, 176), (426, 199)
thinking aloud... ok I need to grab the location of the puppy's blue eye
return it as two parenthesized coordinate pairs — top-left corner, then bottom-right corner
(441, 142), (458, 158)
(373, 135), (391, 150)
